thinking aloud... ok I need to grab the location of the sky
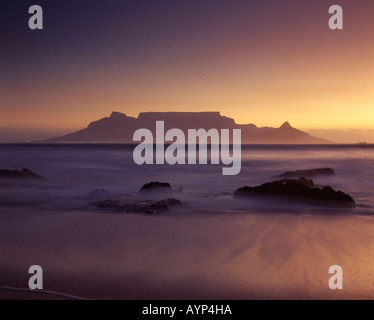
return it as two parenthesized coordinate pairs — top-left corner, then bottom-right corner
(1, 0), (374, 142)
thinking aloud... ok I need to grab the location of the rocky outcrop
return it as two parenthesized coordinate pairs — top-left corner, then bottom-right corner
(140, 182), (172, 192)
(92, 198), (187, 214)
(274, 168), (335, 179)
(0, 168), (44, 179)
(234, 178), (355, 207)
(139, 182), (182, 193)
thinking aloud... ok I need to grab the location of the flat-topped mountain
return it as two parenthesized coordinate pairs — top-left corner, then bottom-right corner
(45, 111), (330, 144)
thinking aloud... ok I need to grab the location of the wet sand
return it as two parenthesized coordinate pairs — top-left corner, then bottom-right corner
(1, 208), (374, 300)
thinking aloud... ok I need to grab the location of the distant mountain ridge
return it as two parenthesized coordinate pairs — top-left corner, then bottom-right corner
(45, 111), (331, 144)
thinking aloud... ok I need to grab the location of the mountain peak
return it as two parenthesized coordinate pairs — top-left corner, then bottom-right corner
(45, 112), (331, 144)
(110, 111), (127, 119)
(279, 121), (292, 129)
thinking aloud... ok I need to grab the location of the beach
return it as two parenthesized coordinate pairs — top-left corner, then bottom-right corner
(0, 144), (373, 299)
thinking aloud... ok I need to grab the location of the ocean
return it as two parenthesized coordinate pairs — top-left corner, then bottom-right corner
(0, 144), (374, 299)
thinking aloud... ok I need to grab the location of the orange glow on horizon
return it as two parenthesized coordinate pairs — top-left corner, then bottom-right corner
(1, 0), (373, 142)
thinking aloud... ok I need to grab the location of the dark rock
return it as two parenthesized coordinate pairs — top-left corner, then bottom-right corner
(0, 168), (44, 179)
(274, 168), (335, 179)
(140, 181), (173, 193)
(234, 178), (355, 207)
(92, 198), (187, 214)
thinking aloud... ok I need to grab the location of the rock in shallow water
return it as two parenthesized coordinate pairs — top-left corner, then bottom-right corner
(234, 178), (355, 207)
(92, 198), (187, 214)
(274, 168), (335, 179)
(139, 181), (183, 193)
(0, 168), (44, 179)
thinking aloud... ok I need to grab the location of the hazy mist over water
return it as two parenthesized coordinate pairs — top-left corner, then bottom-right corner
(0, 144), (373, 213)
(0, 144), (374, 299)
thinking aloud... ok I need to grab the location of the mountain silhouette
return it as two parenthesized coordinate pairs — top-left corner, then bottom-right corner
(46, 111), (331, 144)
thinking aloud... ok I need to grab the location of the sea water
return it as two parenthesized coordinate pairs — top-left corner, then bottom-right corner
(0, 144), (374, 299)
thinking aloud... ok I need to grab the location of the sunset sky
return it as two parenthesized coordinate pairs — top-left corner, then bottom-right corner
(1, 0), (374, 142)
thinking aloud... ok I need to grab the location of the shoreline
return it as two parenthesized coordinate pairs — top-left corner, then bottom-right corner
(1, 211), (374, 299)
